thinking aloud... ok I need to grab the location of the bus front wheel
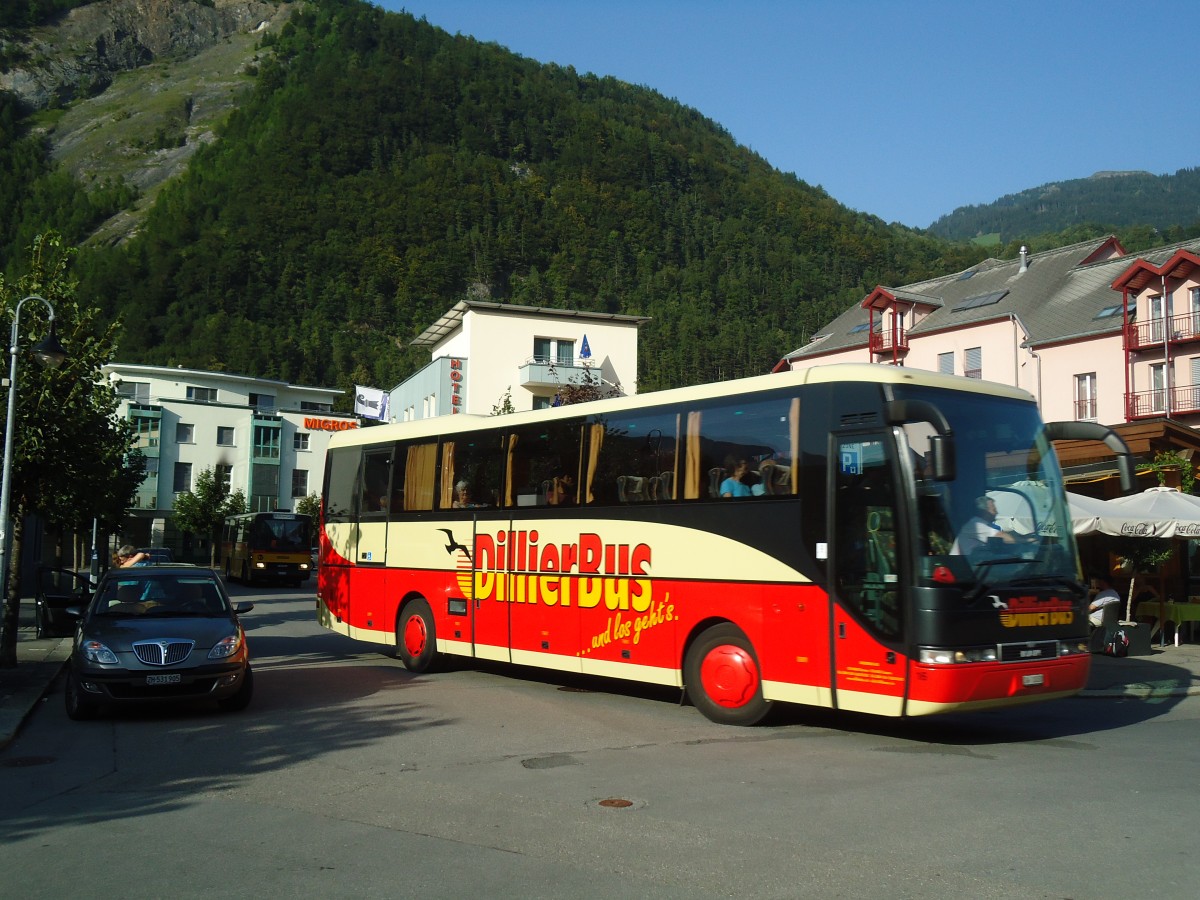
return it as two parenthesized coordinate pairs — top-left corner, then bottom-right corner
(396, 599), (440, 673)
(684, 623), (772, 726)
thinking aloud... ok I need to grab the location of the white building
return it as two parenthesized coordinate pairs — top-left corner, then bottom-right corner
(104, 363), (356, 554)
(391, 301), (649, 419)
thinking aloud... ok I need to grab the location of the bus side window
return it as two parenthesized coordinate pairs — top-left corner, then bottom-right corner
(360, 449), (393, 514)
(324, 447), (360, 523)
(440, 436), (505, 510)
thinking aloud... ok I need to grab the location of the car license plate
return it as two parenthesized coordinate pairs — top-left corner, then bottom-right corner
(1022, 674), (1044, 687)
(146, 673), (181, 685)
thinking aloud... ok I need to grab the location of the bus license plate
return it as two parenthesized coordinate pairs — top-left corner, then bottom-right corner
(146, 673), (181, 685)
(1022, 674), (1044, 687)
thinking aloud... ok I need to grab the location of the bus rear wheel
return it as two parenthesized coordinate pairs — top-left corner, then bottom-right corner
(396, 599), (440, 673)
(684, 623), (772, 726)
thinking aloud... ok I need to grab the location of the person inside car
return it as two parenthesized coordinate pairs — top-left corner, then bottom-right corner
(114, 545), (149, 568)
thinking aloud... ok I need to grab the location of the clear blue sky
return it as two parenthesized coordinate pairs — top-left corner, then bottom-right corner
(376, 0), (1199, 230)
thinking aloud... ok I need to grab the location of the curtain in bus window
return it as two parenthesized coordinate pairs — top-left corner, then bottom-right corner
(787, 397), (800, 496)
(504, 434), (519, 507)
(404, 444), (436, 511)
(685, 411), (702, 499)
(439, 442), (456, 509)
(585, 424), (604, 504)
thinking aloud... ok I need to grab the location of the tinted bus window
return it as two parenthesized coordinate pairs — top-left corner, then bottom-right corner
(360, 447), (393, 516)
(325, 447), (360, 523)
(504, 420), (584, 508)
(586, 409), (680, 505)
(439, 434), (505, 510)
(687, 395), (799, 499)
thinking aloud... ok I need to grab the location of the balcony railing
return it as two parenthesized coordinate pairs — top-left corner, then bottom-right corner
(1074, 398), (1098, 421)
(868, 330), (908, 355)
(1125, 314), (1200, 351)
(518, 358), (591, 388)
(1125, 385), (1200, 419)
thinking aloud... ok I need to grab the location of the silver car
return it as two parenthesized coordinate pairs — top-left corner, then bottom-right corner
(65, 565), (254, 720)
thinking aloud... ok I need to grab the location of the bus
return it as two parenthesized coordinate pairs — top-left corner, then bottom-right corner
(221, 511), (313, 586)
(316, 364), (1133, 725)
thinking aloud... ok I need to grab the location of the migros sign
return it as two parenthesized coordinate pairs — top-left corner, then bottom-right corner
(304, 417), (358, 432)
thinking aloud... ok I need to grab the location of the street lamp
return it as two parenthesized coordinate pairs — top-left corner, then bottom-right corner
(0, 295), (68, 594)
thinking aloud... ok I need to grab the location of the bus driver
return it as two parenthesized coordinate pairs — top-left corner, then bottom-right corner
(951, 495), (1030, 557)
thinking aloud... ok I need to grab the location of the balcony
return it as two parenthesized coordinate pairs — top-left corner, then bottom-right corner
(1125, 385), (1200, 420)
(1125, 314), (1200, 351)
(869, 330), (908, 356)
(518, 358), (592, 389)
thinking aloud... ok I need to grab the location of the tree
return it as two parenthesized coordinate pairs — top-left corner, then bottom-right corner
(490, 387), (515, 415)
(0, 232), (139, 668)
(295, 492), (320, 520)
(172, 467), (246, 566)
(550, 366), (622, 406)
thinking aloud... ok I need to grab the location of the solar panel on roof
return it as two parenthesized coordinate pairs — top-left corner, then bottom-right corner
(951, 289), (1008, 312)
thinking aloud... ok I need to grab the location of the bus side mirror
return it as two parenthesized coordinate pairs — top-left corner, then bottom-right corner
(929, 434), (956, 482)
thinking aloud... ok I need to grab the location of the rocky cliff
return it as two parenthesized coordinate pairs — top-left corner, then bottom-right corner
(1, 0), (296, 244)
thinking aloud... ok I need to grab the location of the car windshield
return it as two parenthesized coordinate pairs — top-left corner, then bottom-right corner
(95, 574), (228, 616)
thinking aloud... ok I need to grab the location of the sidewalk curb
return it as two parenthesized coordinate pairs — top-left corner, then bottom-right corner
(0, 638), (71, 751)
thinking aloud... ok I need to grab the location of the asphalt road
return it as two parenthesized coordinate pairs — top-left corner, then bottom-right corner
(2, 581), (1198, 899)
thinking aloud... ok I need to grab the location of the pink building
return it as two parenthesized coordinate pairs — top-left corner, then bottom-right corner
(777, 236), (1200, 439)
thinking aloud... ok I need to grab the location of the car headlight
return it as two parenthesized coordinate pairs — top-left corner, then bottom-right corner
(81, 640), (119, 665)
(208, 633), (243, 659)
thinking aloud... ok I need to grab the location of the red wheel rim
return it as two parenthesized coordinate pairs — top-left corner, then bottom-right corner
(403, 614), (428, 657)
(699, 643), (759, 708)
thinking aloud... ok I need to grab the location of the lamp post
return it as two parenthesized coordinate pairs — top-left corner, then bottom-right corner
(0, 295), (68, 596)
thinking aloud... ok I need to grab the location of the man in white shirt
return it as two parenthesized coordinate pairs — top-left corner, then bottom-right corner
(1089, 575), (1122, 628)
(951, 495), (1026, 557)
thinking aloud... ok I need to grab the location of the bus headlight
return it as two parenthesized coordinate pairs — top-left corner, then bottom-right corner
(919, 646), (999, 664)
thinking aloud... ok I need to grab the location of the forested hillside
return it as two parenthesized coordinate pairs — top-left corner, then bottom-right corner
(930, 168), (1200, 245)
(4, 0), (982, 398)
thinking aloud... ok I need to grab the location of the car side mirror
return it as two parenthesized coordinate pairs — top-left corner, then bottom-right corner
(234, 602), (254, 615)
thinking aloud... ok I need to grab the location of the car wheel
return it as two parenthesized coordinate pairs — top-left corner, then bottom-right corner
(684, 623), (773, 726)
(64, 668), (100, 721)
(396, 599), (440, 673)
(218, 665), (254, 712)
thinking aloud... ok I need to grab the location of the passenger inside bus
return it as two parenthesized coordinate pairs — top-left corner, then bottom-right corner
(453, 481), (483, 508)
(719, 457), (753, 498)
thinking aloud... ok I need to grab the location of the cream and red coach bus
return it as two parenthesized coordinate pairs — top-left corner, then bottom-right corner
(317, 364), (1131, 725)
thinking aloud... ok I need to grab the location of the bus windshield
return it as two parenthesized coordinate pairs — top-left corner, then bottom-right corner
(898, 387), (1079, 589)
(250, 515), (310, 551)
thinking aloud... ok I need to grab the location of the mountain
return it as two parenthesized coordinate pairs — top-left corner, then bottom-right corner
(929, 168), (1200, 245)
(0, 1), (997, 398)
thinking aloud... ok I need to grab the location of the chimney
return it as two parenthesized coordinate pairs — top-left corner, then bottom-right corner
(1019, 245), (1029, 274)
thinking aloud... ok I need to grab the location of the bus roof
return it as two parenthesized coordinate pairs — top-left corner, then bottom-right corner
(329, 363), (1035, 450)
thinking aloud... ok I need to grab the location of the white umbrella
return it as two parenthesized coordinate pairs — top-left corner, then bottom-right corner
(1097, 486), (1200, 621)
(1099, 486), (1200, 539)
(989, 484), (1105, 536)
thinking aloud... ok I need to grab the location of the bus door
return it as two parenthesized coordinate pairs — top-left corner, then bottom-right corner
(829, 434), (908, 715)
(469, 516), (511, 662)
(356, 447), (393, 566)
